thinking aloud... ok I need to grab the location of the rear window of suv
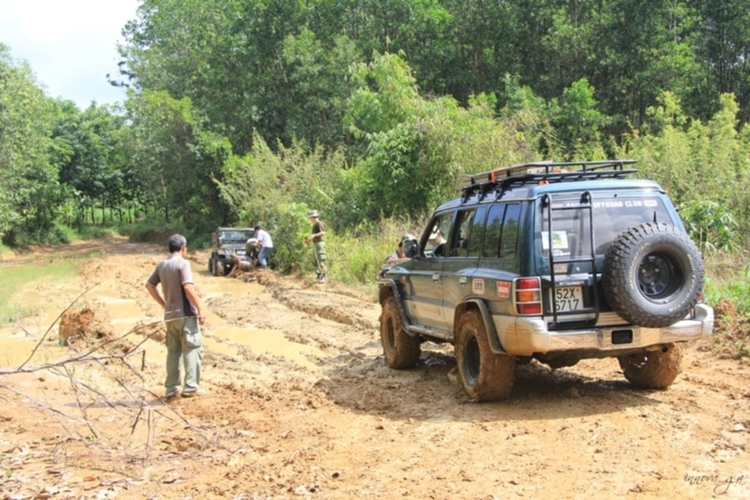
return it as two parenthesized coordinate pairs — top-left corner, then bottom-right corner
(540, 194), (674, 258)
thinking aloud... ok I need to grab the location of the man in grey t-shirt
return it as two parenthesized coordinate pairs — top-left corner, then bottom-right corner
(146, 234), (206, 399)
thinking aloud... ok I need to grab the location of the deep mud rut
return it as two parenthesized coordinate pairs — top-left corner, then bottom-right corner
(0, 237), (749, 499)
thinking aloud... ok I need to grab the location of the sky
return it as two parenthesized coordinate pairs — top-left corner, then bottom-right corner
(0, 0), (141, 109)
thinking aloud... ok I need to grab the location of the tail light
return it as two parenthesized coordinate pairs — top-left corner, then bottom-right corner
(515, 277), (542, 315)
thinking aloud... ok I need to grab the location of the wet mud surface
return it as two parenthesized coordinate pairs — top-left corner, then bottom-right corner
(0, 237), (749, 499)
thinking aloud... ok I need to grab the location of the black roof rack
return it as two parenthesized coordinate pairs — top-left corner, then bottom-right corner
(459, 159), (637, 198)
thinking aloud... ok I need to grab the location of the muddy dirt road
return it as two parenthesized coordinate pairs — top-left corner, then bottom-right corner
(0, 238), (748, 499)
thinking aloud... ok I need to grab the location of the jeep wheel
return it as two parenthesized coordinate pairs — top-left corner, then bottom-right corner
(455, 310), (515, 401)
(208, 258), (215, 275)
(212, 259), (223, 277)
(380, 296), (420, 369)
(618, 343), (682, 389)
(603, 222), (704, 328)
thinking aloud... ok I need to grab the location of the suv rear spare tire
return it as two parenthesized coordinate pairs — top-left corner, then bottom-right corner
(603, 222), (704, 328)
(455, 310), (515, 401)
(618, 343), (682, 388)
(380, 296), (421, 369)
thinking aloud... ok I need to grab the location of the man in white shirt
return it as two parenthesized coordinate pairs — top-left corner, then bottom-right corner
(253, 225), (273, 270)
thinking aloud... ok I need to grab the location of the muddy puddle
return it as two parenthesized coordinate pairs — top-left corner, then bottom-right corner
(0, 330), (65, 367)
(211, 326), (321, 370)
(1, 260), (322, 372)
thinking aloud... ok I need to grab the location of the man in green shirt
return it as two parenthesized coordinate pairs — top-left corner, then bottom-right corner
(304, 210), (327, 283)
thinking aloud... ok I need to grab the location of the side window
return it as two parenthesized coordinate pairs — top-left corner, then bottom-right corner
(482, 204), (506, 258)
(467, 206), (487, 257)
(500, 203), (520, 259)
(449, 209), (476, 257)
(423, 212), (454, 258)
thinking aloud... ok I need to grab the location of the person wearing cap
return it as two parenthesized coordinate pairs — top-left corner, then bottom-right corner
(253, 225), (273, 270)
(304, 210), (327, 282)
(378, 234), (416, 278)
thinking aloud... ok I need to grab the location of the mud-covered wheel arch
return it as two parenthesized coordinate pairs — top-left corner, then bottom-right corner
(454, 310), (515, 401)
(618, 343), (683, 389)
(380, 296), (421, 369)
(603, 222), (704, 328)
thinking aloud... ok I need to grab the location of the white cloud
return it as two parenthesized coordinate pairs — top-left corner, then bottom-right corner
(0, 0), (141, 108)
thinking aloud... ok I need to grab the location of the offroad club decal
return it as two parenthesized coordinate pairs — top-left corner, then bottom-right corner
(497, 281), (511, 299)
(472, 279), (485, 294)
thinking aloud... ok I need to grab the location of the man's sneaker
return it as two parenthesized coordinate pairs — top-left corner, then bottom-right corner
(181, 388), (206, 398)
(164, 391), (180, 401)
(317, 274), (327, 283)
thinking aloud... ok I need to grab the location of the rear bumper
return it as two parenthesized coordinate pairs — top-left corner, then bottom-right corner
(494, 304), (714, 356)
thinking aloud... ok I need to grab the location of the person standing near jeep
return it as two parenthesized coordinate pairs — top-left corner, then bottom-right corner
(145, 234), (206, 399)
(254, 225), (273, 270)
(304, 210), (327, 282)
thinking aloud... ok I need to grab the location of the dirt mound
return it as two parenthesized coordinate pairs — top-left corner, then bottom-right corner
(58, 306), (136, 355)
(58, 307), (97, 345)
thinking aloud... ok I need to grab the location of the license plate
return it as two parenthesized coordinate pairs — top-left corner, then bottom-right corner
(553, 286), (583, 312)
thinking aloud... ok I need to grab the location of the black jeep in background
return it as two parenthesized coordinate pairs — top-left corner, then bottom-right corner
(378, 160), (714, 401)
(208, 227), (254, 276)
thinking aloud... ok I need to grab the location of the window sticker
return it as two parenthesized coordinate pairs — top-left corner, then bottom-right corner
(540, 231), (569, 250)
(497, 281), (511, 299)
(472, 279), (485, 294)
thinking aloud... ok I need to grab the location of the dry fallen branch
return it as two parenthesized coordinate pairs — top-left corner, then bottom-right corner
(0, 291), (217, 463)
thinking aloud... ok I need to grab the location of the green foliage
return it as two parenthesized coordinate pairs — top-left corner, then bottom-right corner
(217, 132), (343, 230)
(268, 203), (314, 274)
(679, 200), (739, 253)
(327, 218), (425, 287)
(0, 45), (61, 244)
(631, 92), (750, 243)
(346, 53), (544, 221)
(124, 90), (232, 228)
(549, 78), (608, 159)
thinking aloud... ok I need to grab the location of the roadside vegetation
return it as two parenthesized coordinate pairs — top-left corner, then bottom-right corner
(0, 257), (82, 325)
(1, 1), (749, 356)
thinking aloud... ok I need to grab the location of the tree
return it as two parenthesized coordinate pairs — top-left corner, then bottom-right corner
(124, 90), (232, 227)
(0, 45), (60, 243)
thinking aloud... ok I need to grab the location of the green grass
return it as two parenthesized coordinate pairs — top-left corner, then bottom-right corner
(318, 218), (424, 291)
(704, 252), (750, 315)
(0, 258), (82, 325)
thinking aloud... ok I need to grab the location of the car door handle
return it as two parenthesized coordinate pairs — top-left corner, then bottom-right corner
(432, 274), (440, 282)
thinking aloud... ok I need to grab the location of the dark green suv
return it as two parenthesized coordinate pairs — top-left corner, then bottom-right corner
(378, 160), (714, 401)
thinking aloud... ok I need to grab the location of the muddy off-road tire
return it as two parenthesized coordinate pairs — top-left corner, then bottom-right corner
(455, 310), (515, 401)
(212, 258), (223, 277)
(380, 296), (421, 369)
(618, 343), (683, 389)
(603, 222), (704, 328)
(208, 258), (215, 275)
